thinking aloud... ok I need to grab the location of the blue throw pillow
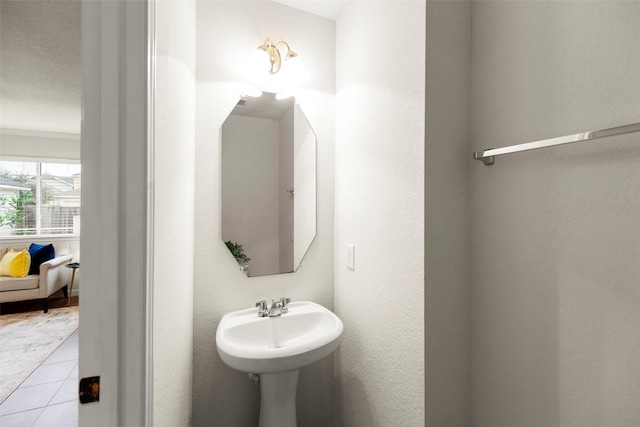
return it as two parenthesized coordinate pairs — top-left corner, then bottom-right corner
(28, 243), (56, 275)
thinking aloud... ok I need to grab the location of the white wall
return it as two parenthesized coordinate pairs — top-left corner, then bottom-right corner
(334, 2), (425, 426)
(153, 0), (195, 425)
(470, 2), (640, 426)
(193, 2), (335, 425)
(425, 1), (471, 426)
(0, 131), (80, 161)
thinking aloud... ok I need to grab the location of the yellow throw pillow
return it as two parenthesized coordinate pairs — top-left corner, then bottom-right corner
(0, 249), (31, 278)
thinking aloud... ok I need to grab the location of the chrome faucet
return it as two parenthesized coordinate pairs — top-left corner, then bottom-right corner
(255, 298), (291, 317)
(255, 300), (269, 317)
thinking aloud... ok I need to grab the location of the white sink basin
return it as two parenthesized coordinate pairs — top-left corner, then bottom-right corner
(216, 301), (343, 374)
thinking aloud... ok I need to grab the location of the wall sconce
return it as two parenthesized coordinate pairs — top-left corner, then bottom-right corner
(252, 38), (310, 87)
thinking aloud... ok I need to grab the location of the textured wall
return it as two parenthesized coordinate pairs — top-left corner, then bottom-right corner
(470, 2), (640, 426)
(192, 2), (335, 425)
(153, 0), (196, 425)
(425, 1), (471, 426)
(334, 2), (425, 426)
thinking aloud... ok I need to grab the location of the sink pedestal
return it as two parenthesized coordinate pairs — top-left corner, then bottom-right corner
(259, 370), (299, 427)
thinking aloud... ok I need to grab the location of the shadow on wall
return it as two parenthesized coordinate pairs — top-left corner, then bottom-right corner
(334, 376), (375, 427)
(296, 356), (335, 426)
(333, 349), (375, 427)
(211, 365), (261, 426)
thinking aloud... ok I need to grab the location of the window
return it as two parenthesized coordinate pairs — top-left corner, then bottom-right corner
(0, 160), (81, 236)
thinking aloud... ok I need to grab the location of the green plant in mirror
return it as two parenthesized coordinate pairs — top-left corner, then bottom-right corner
(225, 241), (251, 263)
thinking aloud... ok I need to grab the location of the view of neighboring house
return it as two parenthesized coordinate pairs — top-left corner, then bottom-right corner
(0, 176), (30, 196)
(0, 176), (31, 235)
(0, 164), (81, 236)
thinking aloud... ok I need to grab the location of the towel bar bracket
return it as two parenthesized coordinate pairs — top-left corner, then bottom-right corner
(473, 151), (494, 166)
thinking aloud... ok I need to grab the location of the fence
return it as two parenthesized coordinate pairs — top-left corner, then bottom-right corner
(0, 205), (80, 235)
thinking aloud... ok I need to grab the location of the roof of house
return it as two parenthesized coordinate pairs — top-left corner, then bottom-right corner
(0, 176), (31, 190)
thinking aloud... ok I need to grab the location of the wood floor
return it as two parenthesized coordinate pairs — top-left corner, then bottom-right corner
(0, 295), (79, 315)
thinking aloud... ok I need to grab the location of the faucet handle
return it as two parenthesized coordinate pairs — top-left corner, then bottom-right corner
(279, 297), (291, 313)
(255, 300), (268, 317)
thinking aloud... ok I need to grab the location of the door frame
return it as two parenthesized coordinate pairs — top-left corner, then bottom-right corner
(80, 0), (154, 425)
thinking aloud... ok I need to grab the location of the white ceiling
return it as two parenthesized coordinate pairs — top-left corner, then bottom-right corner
(0, 0), (345, 137)
(272, 0), (349, 21)
(0, 0), (81, 135)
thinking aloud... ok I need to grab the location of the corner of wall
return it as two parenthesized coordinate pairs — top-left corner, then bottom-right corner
(152, 0), (196, 425)
(425, 0), (472, 425)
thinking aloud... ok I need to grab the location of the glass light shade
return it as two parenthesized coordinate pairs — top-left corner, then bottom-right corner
(251, 48), (271, 72)
(283, 56), (310, 86)
(249, 43), (310, 94)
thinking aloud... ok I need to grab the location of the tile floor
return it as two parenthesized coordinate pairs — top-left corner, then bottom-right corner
(0, 329), (78, 427)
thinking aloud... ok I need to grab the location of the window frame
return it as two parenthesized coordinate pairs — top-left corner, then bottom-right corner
(0, 157), (81, 237)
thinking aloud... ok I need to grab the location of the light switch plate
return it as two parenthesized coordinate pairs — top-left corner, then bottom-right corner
(346, 244), (355, 270)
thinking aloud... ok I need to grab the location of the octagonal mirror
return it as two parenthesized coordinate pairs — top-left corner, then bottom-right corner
(221, 92), (316, 277)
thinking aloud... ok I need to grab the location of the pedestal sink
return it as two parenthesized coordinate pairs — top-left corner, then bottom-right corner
(216, 300), (343, 427)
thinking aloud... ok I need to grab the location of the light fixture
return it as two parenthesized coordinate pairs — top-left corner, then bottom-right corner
(252, 38), (310, 86)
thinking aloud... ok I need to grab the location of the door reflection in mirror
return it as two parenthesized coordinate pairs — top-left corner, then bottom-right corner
(221, 92), (316, 277)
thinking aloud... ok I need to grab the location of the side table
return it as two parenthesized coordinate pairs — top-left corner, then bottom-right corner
(65, 262), (80, 306)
